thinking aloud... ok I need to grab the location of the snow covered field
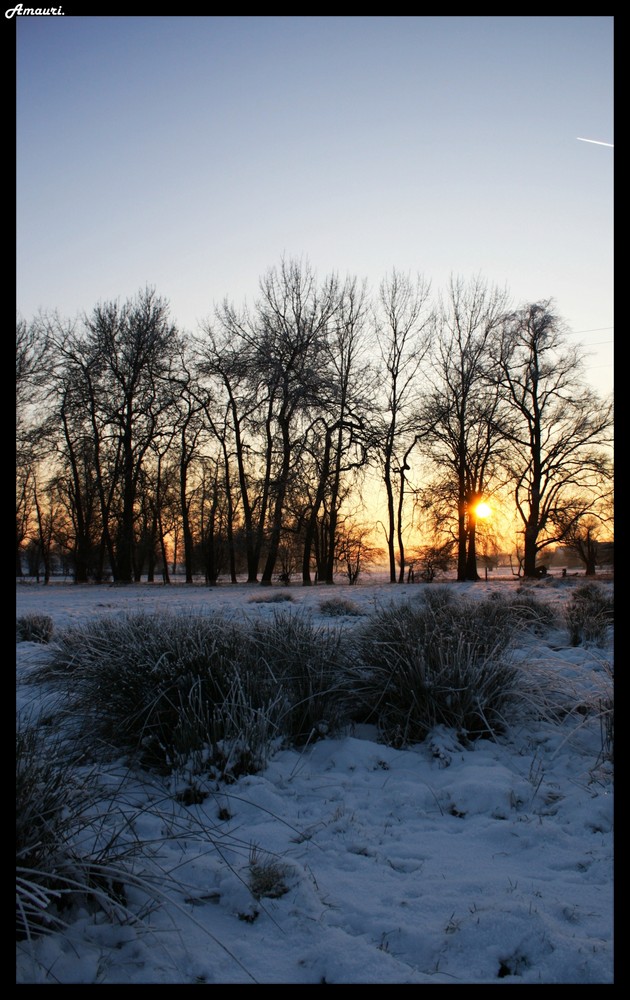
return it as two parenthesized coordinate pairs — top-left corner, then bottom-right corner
(16, 576), (614, 984)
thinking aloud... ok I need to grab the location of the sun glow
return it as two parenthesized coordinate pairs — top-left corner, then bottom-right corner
(474, 502), (492, 519)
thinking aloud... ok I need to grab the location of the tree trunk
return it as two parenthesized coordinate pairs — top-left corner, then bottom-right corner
(159, 512), (171, 584)
(465, 512), (480, 581)
(383, 446), (397, 584)
(457, 504), (468, 581)
(396, 462), (410, 583)
(523, 521), (539, 578)
(303, 431), (332, 585)
(261, 419), (291, 585)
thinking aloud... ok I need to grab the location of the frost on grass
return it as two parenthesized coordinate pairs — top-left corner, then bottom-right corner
(349, 596), (522, 746)
(16, 579), (613, 985)
(247, 846), (292, 900)
(16, 613), (54, 644)
(318, 597), (363, 617)
(247, 591), (295, 604)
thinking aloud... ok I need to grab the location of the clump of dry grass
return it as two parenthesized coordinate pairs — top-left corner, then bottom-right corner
(16, 714), (147, 942)
(16, 613), (54, 644)
(565, 582), (613, 646)
(349, 596), (522, 746)
(247, 846), (292, 900)
(38, 609), (350, 776)
(318, 597), (363, 617)
(247, 591), (295, 604)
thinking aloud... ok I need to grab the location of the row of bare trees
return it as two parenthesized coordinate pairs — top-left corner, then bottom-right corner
(16, 261), (613, 585)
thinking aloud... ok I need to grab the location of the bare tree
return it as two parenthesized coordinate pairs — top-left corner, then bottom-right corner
(166, 343), (211, 583)
(414, 539), (457, 582)
(496, 301), (613, 578)
(335, 517), (385, 585)
(556, 513), (610, 576)
(16, 315), (53, 575)
(58, 396), (102, 582)
(81, 288), (181, 582)
(374, 270), (433, 583)
(300, 276), (374, 584)
(197, 306), (272, 583)
(420, 275), (510, 581)
(253, 259), (341, 583)
(50, 318), (122, 581)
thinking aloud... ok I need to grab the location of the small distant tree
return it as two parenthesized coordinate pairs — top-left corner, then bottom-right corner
(276, 528), (302, 584)
(555, 513), (610, 577)
(416, 539), (456, 582)
(336, 520), (384, 585)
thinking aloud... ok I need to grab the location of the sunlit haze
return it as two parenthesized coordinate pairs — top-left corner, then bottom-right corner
(16, 16), (613, 396)
(474, 503), (492, 520)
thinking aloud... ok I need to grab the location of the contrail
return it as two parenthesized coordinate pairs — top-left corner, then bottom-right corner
(577, 137), (614, 147)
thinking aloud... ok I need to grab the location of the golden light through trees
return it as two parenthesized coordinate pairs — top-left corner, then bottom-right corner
(475, 502), (492, 520)
(16, 275), (612, 585)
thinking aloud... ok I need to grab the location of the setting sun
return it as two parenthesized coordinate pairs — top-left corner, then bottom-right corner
(475, 502), (492, 519)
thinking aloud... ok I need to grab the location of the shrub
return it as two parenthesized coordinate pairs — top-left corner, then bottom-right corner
(350, 597), (521, 746)
(420, 585), (454, 611)
(16, 613), (54, 644)
(565, 582), (614, 646)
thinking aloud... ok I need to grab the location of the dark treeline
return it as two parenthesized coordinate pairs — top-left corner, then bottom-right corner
(16, 260), (613, 585)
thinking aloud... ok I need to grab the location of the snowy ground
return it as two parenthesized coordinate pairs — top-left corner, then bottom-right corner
(16, 575), (614, 984)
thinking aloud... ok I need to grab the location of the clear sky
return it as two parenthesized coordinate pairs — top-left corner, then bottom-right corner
(16, 15), (613, 396)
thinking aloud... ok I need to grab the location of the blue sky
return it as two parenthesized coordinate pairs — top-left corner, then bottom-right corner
(16, 15), (613, 395)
